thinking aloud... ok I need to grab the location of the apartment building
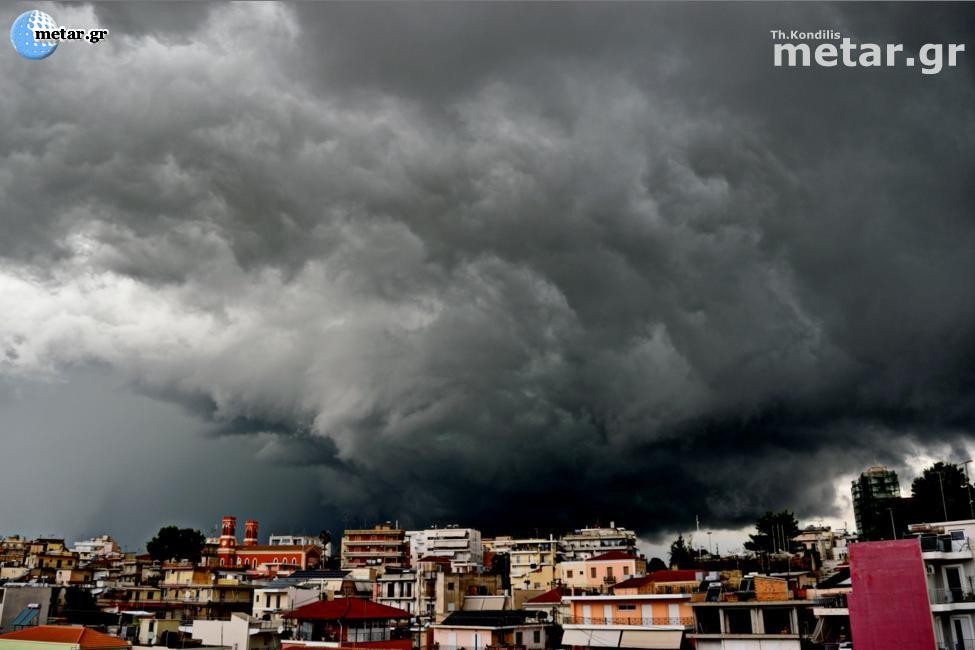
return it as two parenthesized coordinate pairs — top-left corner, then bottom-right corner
(252, 585), (319, 622)
(910, 519), (975, 650)
(407, 526), (483, 570)
(489, 537), (559, 591)
(375, 567), (417, 615)
(157, 562), (254, 620)
(341, 524), (409, 570)
(562, 591), (693, 650)
(560, 525), (638, 561)
(70, 535), (122, 562)
(559, 551), (647, 592)
(431, 611), (549, 650)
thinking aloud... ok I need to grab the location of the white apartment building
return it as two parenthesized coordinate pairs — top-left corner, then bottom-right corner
(911, 519), (975, 650)
(407, 526), (483, 570)
(267, 535), (330, 557)
(560, 524), (637, 561)
(252, 585), (319, 622)
(375, 567), (417, 615)
(70, 535), (122, 562)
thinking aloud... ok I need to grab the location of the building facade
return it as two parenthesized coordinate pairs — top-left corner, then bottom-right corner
(852, 465), (903, 539)
(562, 593), (693, 650)
(341, 524), (409, 570)
(407, 527), (483, 570)
(560, 525), (638, 561)
(559, 551), (647, 592)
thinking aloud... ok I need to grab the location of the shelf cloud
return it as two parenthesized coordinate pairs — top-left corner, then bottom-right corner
(1, 2), (974, 543)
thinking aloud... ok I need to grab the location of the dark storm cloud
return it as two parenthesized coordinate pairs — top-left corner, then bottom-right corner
(1, 2), (975, 541)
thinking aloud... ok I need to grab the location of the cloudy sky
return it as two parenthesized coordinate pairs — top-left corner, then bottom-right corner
(1, 2), (974, 554)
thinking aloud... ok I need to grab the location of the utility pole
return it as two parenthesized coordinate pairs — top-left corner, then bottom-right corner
(961, 460), (974, 519)
(937, 469), (949, 521)
(887, 507), (897, 540)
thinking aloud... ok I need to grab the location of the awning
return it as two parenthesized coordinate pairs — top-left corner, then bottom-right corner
(561, 628), (683, 649)
(562, 629), (622, 647)
(619, 630), (683, 649)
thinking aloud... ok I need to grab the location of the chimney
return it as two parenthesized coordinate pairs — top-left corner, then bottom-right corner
(244, 520), (259, 547)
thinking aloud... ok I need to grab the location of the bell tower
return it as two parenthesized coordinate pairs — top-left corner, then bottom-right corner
(217, 516), (237, 566)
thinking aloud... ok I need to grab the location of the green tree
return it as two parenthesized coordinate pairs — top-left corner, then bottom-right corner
(911, 462), (975, 522)
(146, 525), (205, 564)
(647, 557), (668, 572)
(743, 510), (799, 554)
(668, 534), (694, 568)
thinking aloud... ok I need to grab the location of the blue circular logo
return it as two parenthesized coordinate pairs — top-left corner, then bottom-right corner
(10, 10), (58, 60)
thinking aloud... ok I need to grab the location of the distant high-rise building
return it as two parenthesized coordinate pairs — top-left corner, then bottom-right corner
(852, 466), (903, 539)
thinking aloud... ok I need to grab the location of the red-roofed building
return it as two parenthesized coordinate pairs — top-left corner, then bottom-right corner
(589, 551), (639, 563)
(559, 553), (647, 592)
(613, 570), (703, 596)
(0, 625), (129, 650)
(286, 598), (410, 646)
(525, 588), (564, 605)
(523, 587), (567, 623)
(209, 516), (323, 572)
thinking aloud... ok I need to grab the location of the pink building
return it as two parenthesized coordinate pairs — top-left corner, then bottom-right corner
(560, 551), (647, 591)
(848, 539), (936, 650)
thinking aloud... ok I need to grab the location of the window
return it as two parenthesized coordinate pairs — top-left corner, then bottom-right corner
(533, 631), (541, 644)
(590, 568), (596, 578)
(618, 604), (636, 611)
(515, 632), (523, 645)
(762, 608), (793, 635)
(447, 582), (455, 591)
(725, 609), (752, 634)
(606, 567), (614, 579)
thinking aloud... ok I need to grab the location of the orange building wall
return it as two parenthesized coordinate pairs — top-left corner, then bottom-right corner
(569, 598), (692, 624)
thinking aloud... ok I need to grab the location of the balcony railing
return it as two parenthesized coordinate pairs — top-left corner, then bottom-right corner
(814, 595), (848, 609)
(931, 589), (975, 604)
(564, 615), (694, 627)
(921, 536), (971, 554)
(938, 640), (975, 650)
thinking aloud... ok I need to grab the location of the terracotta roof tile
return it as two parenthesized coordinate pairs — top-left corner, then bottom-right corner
(0, 626), (129, 649)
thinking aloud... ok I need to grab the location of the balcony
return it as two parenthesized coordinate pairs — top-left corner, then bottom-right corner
(812, 595), (849, 617)
(930, 589), (975, 613)
(563, 615), (694, 628)
(938, 640), (975, 650)
(921, 535), (973, 561)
